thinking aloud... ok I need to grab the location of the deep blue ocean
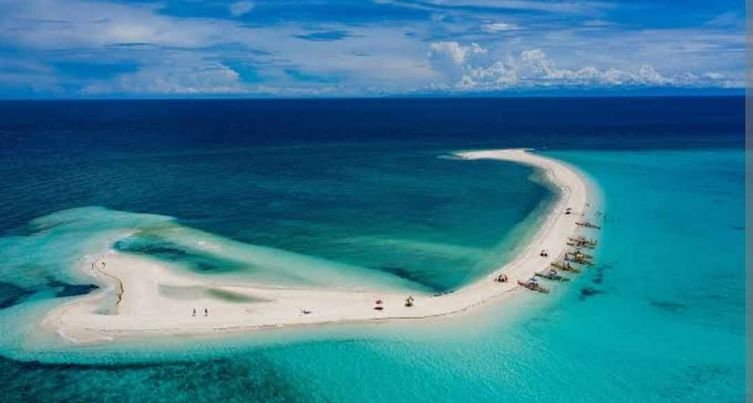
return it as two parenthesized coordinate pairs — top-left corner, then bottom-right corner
(0, 97), (744, 402)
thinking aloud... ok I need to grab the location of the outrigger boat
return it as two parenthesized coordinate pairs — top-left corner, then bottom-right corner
(566, 239), (596, 249)
(535, 269), (570, 282)
(517, 278), (549, 294)
(566, 256), (593, 266)
(567, 250), (594, 260)
(551, 261), (581, 273)
(564, 251), (594, 266)
(569, 236), (597, 246)
(576, 221), (601, 229)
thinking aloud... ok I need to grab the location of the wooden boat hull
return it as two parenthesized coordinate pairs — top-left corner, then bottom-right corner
(517, 280), (550, 294)
(551, 262), (581, 273)
(568, 236), (597, 246)
(534, 272), (570, 282)
(567, 242), (595, 249)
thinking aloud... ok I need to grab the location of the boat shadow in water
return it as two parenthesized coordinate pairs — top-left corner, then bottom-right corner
(649, 299), (687, 313)
(577, 261), (617, 301)
(578, 287), (603, 301)
(591, 260), (616, 285)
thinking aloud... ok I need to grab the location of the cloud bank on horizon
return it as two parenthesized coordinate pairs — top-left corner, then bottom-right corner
(0, 0), (744, 97)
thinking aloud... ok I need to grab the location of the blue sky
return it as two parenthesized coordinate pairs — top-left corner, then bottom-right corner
(0, 0), (744, 97)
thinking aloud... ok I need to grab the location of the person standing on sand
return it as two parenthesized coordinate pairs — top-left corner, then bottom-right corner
(204, 308), (208, 317)
(192, 308), (196, 317)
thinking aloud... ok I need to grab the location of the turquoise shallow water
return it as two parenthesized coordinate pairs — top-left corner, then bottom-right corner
(0, 148), (744, 402)
(223, 149), (743, 403)
(0, 98), (744, 402)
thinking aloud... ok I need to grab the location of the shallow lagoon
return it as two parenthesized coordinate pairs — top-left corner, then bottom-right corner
(0, 98), (744, 402)
(0, 148), (743, 403)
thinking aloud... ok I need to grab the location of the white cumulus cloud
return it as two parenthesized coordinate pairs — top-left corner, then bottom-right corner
(83, 61), (245, 95)
(428, 43), (738, 91)
(428, 41), (487, 65)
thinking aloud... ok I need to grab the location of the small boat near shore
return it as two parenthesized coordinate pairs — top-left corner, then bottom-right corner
(567, 257), (593, 266)
(535, 269), (570, 282)
(567, 240), (595, 249)
(566, 250), (594, 260)
(565, 251), (594, 266)
(568, 236), (597, 247)
(517, 278), (550, 294)
(565, 259), (594, 266)
(551, 261), (581, 273)
(576, 221), (601, 229)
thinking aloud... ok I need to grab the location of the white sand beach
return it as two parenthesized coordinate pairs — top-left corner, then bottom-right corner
(41, 149), (596, 344)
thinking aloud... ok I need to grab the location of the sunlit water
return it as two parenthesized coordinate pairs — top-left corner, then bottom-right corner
(0, 98), (743, 402)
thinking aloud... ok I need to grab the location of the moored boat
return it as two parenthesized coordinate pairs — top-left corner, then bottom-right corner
(565, 251), (594, 266)
(567, 240), (595, 249)
(569, 235), (597, 244)
(566, 251), (594, 260)
(517, 278), (550, 294)
(551, 261), (581, 273)
(535, 269), (570, 282)
(569, 257), (593, 266)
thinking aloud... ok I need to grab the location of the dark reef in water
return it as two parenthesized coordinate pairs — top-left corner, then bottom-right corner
(0, 280), (98, 309)
(0, 282), (33, 309)
(47, 280), (99, 298)
(114, 236), (248, 274)
(0, 355), (301, 403)
(114, 241), (191, 261)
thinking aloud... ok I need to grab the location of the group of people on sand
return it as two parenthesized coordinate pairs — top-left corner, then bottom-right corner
(372, 296), (416, 310)
(192, 308), (209, 317)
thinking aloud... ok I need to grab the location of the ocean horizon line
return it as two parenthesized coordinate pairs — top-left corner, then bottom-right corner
(0, 91), (744, 102)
